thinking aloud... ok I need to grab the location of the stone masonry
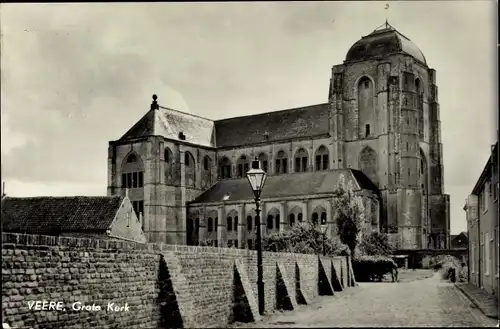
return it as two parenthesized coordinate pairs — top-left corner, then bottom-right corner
(1, 233), (353, 329)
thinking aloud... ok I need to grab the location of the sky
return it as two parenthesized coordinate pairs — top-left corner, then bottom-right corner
(1, 1), (497, 234)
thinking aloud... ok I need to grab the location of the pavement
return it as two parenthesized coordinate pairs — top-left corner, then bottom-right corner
(230, 271), (498, 327)
(455, 282), (499, 320)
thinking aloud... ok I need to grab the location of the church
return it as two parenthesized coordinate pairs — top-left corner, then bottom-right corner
(107, 22), (450, 251)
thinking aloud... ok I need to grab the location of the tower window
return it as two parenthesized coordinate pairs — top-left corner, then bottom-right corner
(365, 124), (370, 137)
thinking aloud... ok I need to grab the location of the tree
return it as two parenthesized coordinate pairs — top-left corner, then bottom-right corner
(333, 174), (365, 258)
(359, 231), (394, 256)
(262, 221), (349, 256)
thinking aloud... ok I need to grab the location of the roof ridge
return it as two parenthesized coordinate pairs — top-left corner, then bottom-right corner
(215, 103), (329, 123)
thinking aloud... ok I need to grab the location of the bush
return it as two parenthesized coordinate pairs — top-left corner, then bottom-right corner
(359, 231), (395, 256)
(437, 255), (462, 281)
(352, 255), (397, 282)
(262, 221), (349, 256)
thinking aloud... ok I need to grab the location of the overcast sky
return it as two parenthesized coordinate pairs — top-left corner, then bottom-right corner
(1, 1), (497, 234)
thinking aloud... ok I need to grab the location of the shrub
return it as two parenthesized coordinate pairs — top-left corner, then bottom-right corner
(262, 221), (349, 256)
(352, 255), (397, 282)
(198, 239), (213, 247)
(437, 255), (461, 281)
(359, 231), (395, 256)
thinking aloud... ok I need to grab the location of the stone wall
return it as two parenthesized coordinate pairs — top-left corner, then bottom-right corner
(2, 233), (352, 329)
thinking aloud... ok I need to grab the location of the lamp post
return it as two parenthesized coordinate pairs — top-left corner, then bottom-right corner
(246, 158), (268, 315)
(320, 225), (327, 256)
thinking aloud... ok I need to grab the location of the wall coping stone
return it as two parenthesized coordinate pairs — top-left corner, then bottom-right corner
(1, 233), (346, 260)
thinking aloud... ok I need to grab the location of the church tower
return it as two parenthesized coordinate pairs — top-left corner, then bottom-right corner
(328, 22), (450, 249)
(107, 95), (217, 244)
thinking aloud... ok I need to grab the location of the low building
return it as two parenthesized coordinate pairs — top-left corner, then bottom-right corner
(1, 195), (147, 243)
(186, 168), (380, 248)
(450, 232), (469, 249)
(464, 142), (499, 297)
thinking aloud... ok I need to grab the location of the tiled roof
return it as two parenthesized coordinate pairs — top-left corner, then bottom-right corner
(117, 103), (329, 149)
(214, 103), (330, 148)
(120, 107), (215, 147)
(190, 169), (377, 204)
(1, 196), (124, 234)
(350, 169), (379, 193)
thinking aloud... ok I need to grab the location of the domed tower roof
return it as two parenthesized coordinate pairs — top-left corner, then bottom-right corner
(345, 21), (426, 65)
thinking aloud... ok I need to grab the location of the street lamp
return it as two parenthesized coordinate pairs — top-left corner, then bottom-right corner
(246, 158), (268, 315)
(320, 225), (328, 256)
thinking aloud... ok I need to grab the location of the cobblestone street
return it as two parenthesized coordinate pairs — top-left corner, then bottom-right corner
(232, 272), (498, 327)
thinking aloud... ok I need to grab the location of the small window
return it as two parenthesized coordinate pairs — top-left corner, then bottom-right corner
(138, 172), (144, 187)
(267, 215), (274, 229)
(312, 213), (319, 226)
(247, 239), (253, 250)
(262, 160), (268, 173)
(320, 212), (327, 225)
(275, 214), (280, 230)
(164, 149), (170, 163)
(234, 216), (238, 230)
(365, 124), (370, 137)
(184, 153), (190, 166)
(132, 172), (138, 188)
(203, 157), (209, 170)
(298, 213), (303, 222)
(247, 216), (253, 231)
(289, 214), (295, 227)
(207, 217), (213, 232)
(364, 80), (369, 88)
(127, 173), (132, 188)
(234, 240), (238, 248)
(227, 216), (233, 231)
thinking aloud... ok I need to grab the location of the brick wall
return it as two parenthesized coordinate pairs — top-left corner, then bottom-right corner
(2, 233), (352, 329)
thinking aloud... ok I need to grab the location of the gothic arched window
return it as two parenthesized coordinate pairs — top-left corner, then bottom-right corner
(258, 153), (269, 173)
(275, 150), (288, 174)
(184, 151), (196, 187)
(219, 157), (232, 179)
(237, 155), (250, 178)
(315, 145), (329, 171)
(294, 148), (308, 173)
